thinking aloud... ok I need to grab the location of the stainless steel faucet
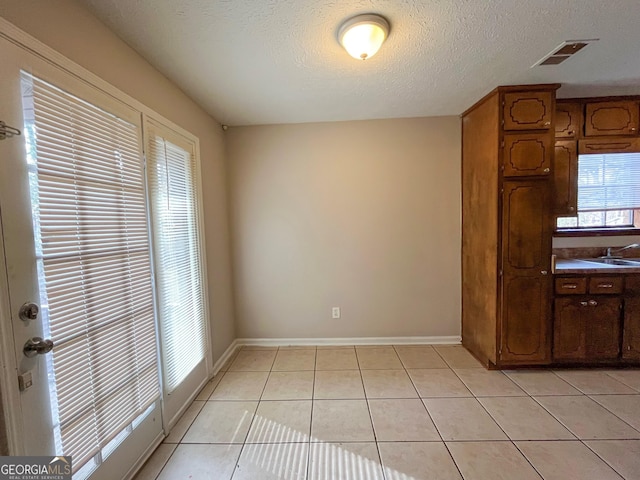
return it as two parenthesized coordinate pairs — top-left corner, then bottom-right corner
(603, 243), (640, 258)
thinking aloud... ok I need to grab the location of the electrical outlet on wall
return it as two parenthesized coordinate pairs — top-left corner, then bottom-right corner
(332, 307), (341, 319)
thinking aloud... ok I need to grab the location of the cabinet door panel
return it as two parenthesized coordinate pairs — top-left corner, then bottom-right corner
(623, 276), (640, 360)
(585, 297), (621, 359)
(554, 298), (586, 360)
(503, 92), (553, 130)
(503, 133), (552, 177)
(585, 101), (639, 136)
(502, 275), (548, 362)
(555, 103), (582, 138)
(503, 181), (551, 270)
(553, 140), (578, 215)
(501, 180), (551, 364)
(623, 296), (640, 360)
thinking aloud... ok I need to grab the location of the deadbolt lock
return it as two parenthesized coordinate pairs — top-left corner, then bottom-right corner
(19, 302), (39, 321)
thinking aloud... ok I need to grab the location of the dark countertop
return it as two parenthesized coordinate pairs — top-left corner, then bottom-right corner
(555, 258), (640, 275)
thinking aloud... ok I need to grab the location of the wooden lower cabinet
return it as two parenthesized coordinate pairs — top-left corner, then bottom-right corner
(623, 276), (640, 360)
(554, 298), (586, 360)
(502, 274), (550, 363)
(586, 297), (622, 358)
(554, 296), (621, 361)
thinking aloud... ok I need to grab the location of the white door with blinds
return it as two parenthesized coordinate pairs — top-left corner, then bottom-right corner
(0, 32), (208, 480)
(144, 118), (209, 426)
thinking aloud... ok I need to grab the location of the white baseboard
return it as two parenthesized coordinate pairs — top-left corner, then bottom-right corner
(234, 336), (462, 348)
(211, 339), (240, 375)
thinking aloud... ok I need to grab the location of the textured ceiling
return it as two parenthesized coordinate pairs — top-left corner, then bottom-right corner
(79, 0), (640, 126)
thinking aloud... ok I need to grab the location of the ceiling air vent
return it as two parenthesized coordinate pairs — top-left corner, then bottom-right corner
(533, 39), (598, 67)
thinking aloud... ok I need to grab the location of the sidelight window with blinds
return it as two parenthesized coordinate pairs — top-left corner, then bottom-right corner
(21, 72), (208, 476)
(145, 120), (207, 393)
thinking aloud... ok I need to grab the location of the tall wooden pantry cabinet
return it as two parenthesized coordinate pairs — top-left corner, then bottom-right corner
(461, 84), (560, 368)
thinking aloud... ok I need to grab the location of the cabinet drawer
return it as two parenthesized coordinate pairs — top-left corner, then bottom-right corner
(589, 276), (624, 294)
(555, 277), (587, 294)
(503, 92), (553, 130)
(584, 101), (639, 137)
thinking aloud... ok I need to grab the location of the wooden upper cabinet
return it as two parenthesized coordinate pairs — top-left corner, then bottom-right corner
(503, 92), (553, 130)
(584, 101), (639, 136)
(555, 103), (582, 138)
(503, 133), (552, 177)
(553, 140), (578, 215)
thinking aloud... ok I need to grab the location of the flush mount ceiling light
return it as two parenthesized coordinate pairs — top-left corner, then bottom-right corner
(338, 14), (390, 60)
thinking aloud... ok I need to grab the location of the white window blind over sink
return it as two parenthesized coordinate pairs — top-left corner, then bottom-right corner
(578, 152), (640, 212)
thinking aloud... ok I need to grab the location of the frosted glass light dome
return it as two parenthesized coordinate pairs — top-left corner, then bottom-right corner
(338, 14), (390, 60)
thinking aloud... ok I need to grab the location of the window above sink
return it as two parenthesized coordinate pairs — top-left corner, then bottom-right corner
(556, 151), (640, 235)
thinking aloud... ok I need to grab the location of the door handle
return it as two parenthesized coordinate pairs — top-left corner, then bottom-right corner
(23, 337), (54, 358)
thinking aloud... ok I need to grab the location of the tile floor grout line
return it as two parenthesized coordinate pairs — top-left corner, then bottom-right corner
(586, 394), (640, 436)
(358, 350), (389, 480)
(463, 373), (546, 479)
(204, 371), (227, 401)
(392, 345), (468, 480)
(578, 439), (629, 480)
(509, 440), (546, 480)
(601, 370), (640, 393)
(227, 347), (278, 480)
(149, 444), (179, 480)
(533, 393), (640, 440)
(305, 347), (318, 480)
(553, 369), (639, 393)
(529, 395), (595, 441)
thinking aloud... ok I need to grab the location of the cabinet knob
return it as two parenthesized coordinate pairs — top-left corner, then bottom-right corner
(580, 301), (588, 306)
(588, 299), (598, 306)
(631, 127), (637, 132)
(544, 121), (551, 126)
(541, 270), (548, 275)
(543, 168), (550, 173)
(568, 206), (575, 212)
(568, 130), (575, 135)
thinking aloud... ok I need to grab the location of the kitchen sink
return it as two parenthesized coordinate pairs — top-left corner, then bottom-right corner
(583, 258), (640, 266)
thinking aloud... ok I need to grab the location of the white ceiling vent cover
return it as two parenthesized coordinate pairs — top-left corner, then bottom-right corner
(533, 39), (599, 67)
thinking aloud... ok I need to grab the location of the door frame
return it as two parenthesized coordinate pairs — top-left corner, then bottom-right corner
(0, 214), (25, 455)
(0, 16), (213, 456)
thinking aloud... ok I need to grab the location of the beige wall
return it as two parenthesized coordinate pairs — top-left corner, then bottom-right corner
(227, 117), (462, 339)
(0, 0), (236, 362)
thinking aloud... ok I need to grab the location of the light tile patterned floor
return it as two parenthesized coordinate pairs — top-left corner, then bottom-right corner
(134, 345), (640, 480)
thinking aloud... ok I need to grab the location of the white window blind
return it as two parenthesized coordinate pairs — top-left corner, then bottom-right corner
(578, 152), (640, 212)
(145, 121), (207, 392)
(22, 73), (160, 474)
